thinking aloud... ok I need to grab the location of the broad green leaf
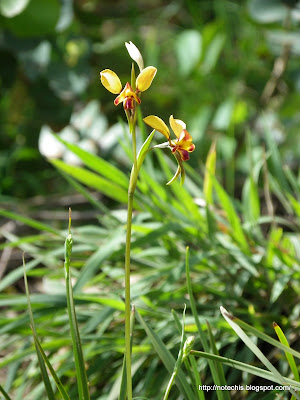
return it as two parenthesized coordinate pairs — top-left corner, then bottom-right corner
(248, 0), (289, 24)
(175, 30), (202, 76)
(213, 177), (249, 252)
(0, 0), (30, 17)
(54, 135), (128, 189)
(202, 33), (225, 73)
(50, 159), (129, 204)
(4, 0), (60, 36)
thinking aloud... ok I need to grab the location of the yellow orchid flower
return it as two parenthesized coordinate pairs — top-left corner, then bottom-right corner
(100, 66), (157, 110)
(143, 115), (195, 161)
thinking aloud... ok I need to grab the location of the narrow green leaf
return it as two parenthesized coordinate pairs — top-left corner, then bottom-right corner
(191, 350), (300, 390)
(64, 210), (90, 400)
(129, 129), (155, 192)
(206, 321), (230, 400)
(74, 226), (124, 292)
(50, 159), (128, 204)
(136, 309), (195, 400)
(54, 135), (129, 189)
(136, 129), (155, 173)
(242, 176), (260, 223)
(31, 329), (71, 400)
(23, 255), (56, 400)
(163, 306), (188, 400)
(0, 384), (13, 400)
(273, 322), (300, 382)
(203, 141), (216, 205)
(186, 247), (226, 400)
(171, 311), (201, 400)
(220, 306), (300, 399)
(0, 209), (61, 236)
(213, 177), (249, 252)
(233, 317), (300, 360)
(265, 129), (290, 194)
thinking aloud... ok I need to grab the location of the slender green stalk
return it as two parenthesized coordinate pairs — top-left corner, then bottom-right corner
(124, 191), (134, 400)
(65, 209), (90, 400)
(124, 118), (138, 400)
(0, 384), (13, 400)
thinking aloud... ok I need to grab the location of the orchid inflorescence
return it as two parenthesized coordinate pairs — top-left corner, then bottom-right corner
(100, 41), (195, 184)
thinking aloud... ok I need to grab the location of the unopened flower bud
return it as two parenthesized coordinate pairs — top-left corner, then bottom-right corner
(125, 41), (144, 72)
(182, 335), (195, 361)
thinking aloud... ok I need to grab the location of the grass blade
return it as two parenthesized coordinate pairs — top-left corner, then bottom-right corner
(0, 384), (13, 400)
(233, 317), (300, 359)
(191, 350), (300, 390)
(64, 209), (90, 400)
(54, 134), (129, 189)
(0, 209), (61, 236)
(23, 255), (56, 400)
(50, 159), (129, 204)
(273, 322), (299, 382)
(220, 306), (300, 399)
(213, 177), (249, 252)
(186, 247), (226, 400)
(206, 321), (230, 400)
(136, 309), (195, 400)
(203, 140), (216, 205)
(31, 329), (71, 400)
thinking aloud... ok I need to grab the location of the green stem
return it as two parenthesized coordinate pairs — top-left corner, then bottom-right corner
(125, 190), (134, 400)
(163, 371), (177, 400)
(124, 116), (138, 400)
(132, 120), (137, 174)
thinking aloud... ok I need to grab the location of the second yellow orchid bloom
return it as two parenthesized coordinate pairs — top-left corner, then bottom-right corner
(143, 115), (195, 161)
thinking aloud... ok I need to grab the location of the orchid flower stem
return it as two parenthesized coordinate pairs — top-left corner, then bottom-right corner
(124, 190), (133, 400)
(124, 116), (138, 400)
(132, 119), (138, 173)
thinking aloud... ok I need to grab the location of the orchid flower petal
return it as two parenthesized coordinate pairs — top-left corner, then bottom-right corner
(169, 115), (186, 138)
(125, 41), (144, 72)
(177, 148), (190, 161)
(143, 115), (170, 139)
(136, 66), (157, 92)
(100, 69), (122, 94)
(114, 82), (141, 106)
